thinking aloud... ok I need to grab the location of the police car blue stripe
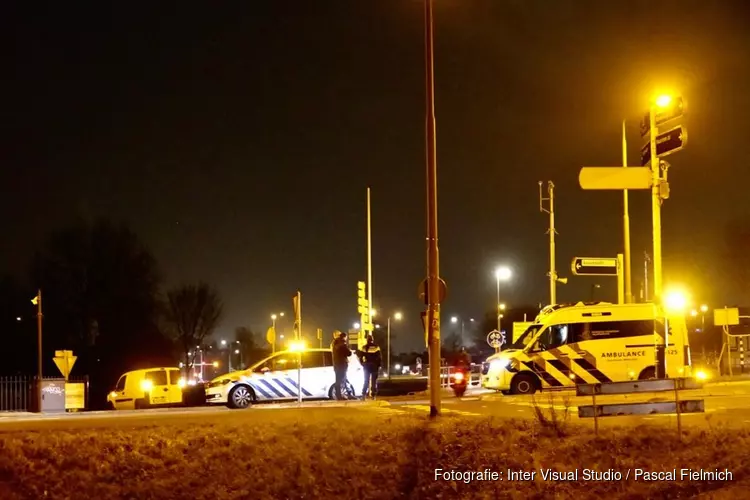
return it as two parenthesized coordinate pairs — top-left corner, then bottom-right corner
(273, 378), (298, 397)
(258, 378), (285, 398)
(285, 376), (312, 396)
(251, 382), (273, 399)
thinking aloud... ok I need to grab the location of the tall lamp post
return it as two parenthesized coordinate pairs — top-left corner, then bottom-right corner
(386, 312), (402, 380)
(494, 267), (511, 331)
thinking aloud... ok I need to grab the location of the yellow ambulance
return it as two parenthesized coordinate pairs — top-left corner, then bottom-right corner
(483, 302), (692, 394)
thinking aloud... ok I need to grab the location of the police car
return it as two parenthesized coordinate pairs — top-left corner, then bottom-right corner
(484, 302), (693, 395)
(206, 348), (364, 408)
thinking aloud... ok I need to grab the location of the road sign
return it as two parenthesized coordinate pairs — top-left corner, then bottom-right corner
(640, 125), (687, 166)
(486, 330), (505, 348)
(266, 326), (276, 345)
(53, 350), (77, 381)
(640, 96), (685, 136)
(417, 277), (447, 305)
(578, 167), (652, 190)
(571, 257), (618, 276)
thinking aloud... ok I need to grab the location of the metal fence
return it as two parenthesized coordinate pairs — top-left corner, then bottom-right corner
(439, 365), (483, 389)
(0, 375), (89, 412)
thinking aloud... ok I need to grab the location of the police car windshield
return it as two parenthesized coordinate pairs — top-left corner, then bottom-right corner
(509, 325), (541, 350)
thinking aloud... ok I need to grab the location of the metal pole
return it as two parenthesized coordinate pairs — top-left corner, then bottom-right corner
(650, 105), (666, 379)
(272, 318), (276, 355)
(297, 352), (302, 405)
(622, 120), (632, 303)
(649, 106), (663, 300)
(460, 321), (464, 347)
(549, 182), (557, 305)
(296, 291), (302, 341)
(425, 0), (442, 418)
(367, 187), (373, 335)
(36, 289), (43, 413)
(617, 253), (625, 305)
(644, 252), (650, 302)
(496, 279), (500, 331)
(387, 317), (391, 380)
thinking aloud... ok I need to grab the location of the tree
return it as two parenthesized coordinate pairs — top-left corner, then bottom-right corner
(163, 283), (223, 373)
(30, 218), (169, 408)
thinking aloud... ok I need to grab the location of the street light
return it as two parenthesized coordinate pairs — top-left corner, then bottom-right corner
(450, 316), (474, 348)
(353, 322), (360, 330)
(387, 312), (403, 380)
(494, 267), (512, 331)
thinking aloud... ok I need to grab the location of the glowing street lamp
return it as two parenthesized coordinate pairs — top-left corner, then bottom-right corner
(353, 322), (360, 330)
(659, 286), (689, 378)
(494, 267), (512, 331)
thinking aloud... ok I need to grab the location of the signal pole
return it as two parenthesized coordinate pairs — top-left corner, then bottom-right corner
(539, 181), (558, 305)
(424, 0), (442, 418)
(366, 187), (374, 326)
(649, 105), (663, 302)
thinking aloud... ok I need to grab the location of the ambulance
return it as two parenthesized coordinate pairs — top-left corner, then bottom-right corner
(483, 302), (692, 395)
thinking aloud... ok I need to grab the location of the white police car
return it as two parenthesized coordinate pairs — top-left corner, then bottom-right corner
(205, 348), (364, 408)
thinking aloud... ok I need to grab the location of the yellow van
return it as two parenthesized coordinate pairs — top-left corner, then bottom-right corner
(107, 367), (185, 410)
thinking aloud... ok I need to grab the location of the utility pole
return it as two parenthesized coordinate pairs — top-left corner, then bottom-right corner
(33, 290), (43, 412)
(622, 120), (632, 303)
(644, 251), (650, 302)
(366, 187), (374, 329)
(539, 181), (558, 305)
(293, 291), (301, 341)
(648, 106), (663, 302)
(424, 0), (443, 418)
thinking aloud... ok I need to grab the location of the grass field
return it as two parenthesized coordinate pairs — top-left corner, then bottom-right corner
(0, 408), (747, 499)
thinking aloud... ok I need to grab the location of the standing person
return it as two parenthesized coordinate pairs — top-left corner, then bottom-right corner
(357, 335), (382, 400)
(331, 330), (351, 400)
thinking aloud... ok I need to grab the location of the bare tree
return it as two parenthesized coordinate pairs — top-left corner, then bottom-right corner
(164, 283), (223, 373)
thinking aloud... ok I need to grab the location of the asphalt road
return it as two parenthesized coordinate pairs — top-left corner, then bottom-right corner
(2, 380), (749, 432)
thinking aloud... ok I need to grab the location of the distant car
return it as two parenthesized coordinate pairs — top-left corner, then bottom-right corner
(206, 348), (364, 409)
(107, 367), (185, 410)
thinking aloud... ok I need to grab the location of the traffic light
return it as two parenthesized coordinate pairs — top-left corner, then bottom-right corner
(357, 281), (368, 314)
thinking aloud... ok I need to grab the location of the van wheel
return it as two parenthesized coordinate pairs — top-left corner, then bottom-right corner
(639, 367), (656, 380)
(510, 374), (538, 395)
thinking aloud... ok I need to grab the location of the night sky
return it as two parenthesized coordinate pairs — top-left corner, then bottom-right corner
(4, 1), (750, 353)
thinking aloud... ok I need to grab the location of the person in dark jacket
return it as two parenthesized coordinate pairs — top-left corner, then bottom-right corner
(331, 331), (351, 400)
(357, 335), (382, 400)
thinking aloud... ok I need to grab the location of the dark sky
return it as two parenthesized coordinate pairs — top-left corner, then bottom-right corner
(3, 1), (750, 352)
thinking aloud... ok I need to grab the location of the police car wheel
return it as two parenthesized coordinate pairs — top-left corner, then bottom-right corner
(510, 374), (537, 395)
(228, 385), (254, 409)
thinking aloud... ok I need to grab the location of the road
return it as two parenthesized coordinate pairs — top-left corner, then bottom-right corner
(2, 380), (749, 431)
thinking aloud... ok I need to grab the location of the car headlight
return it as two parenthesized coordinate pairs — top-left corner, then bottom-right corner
(490, 359), (510, 371)
(140, 379), (153, 391)
(695, 370), (709, 381)
(109, 391), (117, 399)
(178, 378), (186, 388)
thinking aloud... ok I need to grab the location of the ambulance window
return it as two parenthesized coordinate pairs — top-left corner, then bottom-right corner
(146, 370), (168, 386)
(570, 323), (593, 343)
(115, 375), (126, 392)
(530, 329), (552, 352)
(168, 369), (181, 385)
(549, 325), (569, 347)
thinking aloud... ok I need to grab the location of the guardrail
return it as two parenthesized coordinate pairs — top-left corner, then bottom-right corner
(439, 365), (482, 389)
(576, 378), (704, 435)
(0, 375), (89, 413)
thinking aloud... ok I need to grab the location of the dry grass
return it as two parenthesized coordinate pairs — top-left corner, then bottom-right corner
(0, 409), (748, 500)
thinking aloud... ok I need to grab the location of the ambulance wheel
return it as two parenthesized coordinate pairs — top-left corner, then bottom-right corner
(638, 367), (656, 380)
(227, 385), (255, 409)
(510, 374), (538, 395)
